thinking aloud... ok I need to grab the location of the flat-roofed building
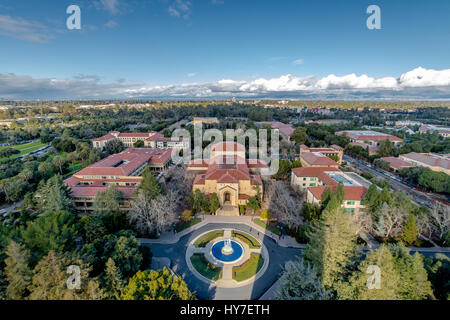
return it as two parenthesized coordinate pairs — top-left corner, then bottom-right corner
(336, 130), (403, 147)
(379, 157), (415, 172)
(419, 124), (450, 138)
(92, 131), (189, 150)
(291, 167), (369, 215)
(64, 148), (172, 212)
(399, 152), (450, 174)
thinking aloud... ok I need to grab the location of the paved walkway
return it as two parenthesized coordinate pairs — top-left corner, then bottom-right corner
(139, 215), (305, 248)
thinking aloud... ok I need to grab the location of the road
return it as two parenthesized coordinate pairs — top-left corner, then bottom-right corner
(343, 154), (449, 209)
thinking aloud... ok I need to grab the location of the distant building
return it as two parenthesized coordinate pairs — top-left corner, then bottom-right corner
(336, 130), (403, 147)
(257, 121), (294, 140)
(192, 117), (219, 125)
(291, 167), (369, 215)
(306, 108), (333, 115)
(394, 120), (423, 127)
(419, 124), (450, 138)
(378, 157), (415, 172)
(399, 152), (450, 175)
(64, 148), (172, 212)
(299, 144), (344, 164)
(92, 131), (189, 150)
(310, 119), (349, 125)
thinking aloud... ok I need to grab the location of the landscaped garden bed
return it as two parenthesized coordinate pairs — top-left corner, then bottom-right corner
(231, 231), (261, 249)
(193, 230), (224, 248)
(232, 253), (264, 282)
(253, 218), (281, 236)
(174, 217), (201, 233)
(190, 253), (222, 281)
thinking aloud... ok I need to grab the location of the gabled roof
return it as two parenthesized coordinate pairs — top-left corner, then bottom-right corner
(308, 185), (367, 201)
(301, 152), (339, 166)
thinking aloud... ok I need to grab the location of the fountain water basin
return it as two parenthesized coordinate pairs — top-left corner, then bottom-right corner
(211, 239), (243, 263)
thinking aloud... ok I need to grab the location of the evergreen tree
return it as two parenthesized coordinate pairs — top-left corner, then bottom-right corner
(402, 214), (418, 244)
(102, 258), (125, 300)
(320, 187), (333, 211)
(36, 175), (74, 214)
(4, 241), (32, 300)
(93, 185), (123, 216)
(21, 211), (78, 263)
(121, 268), (195, 300)
(275, 257), (331, 300)
(137, 167), (163, 200)
(339, 245), (400, 300)
(304, 207), (359, 293)
(28, 251), (104, 300)
(389, 244), (433, 300)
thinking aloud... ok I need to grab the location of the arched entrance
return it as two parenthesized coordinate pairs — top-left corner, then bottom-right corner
(224, 192), (231, 204)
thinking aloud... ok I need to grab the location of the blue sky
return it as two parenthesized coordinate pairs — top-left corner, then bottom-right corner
(0, 0), (450, 100)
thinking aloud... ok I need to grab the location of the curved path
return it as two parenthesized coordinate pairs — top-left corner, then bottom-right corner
(142, 223), (302, 300)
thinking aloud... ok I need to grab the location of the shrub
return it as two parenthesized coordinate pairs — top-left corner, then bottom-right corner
(180, 209), (193, 222)
(260, 210), (271, 220)
(296, 225), (310, 244)
(239, 205), (246, 215)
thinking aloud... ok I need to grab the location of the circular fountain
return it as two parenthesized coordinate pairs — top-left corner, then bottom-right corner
(211, 238), (243, 263)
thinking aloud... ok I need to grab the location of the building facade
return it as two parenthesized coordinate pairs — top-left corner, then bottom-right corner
(64, 148), (172, 212)
(187, 142), (267, 215)
(92, 131), (189, 150)
(399, 152), (450, 174)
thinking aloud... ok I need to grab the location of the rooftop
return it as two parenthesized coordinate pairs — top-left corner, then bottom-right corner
(400, 152), (450, 170)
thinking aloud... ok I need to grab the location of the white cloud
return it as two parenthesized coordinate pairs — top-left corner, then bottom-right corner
(0, 14), (52, 43)
(399, 67), (450, 87)
(293, 59), (304, 65)
(97, 0), (120, 15)
(169, 0), (192, 19)
(187, 72), (197, 77)
(104, 20), (119, 29)
(2, 67), (450, 100)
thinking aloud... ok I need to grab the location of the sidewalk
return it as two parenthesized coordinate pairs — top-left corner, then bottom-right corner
(139, 215), (305, 248)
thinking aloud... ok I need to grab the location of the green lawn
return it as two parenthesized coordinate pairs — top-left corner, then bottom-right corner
(193, 230), (224, 248)
(232, 231), (261, 249)
(190, 253), (222, 281)
(174, 218), (202, 233)
(253, 218), (282, 236)
(232, 253), (264, 282)
(0, 141), (47, 161)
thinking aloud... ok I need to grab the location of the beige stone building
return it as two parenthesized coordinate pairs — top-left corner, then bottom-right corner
(92, 131), (189, 150)
(187, 142), (268, 215)
(399, 152), (450, 175)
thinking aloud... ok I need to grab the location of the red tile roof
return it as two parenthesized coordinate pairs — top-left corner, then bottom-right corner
(211, 141), (245, 153)
(301, 152), (339, 166)
(308, 185), (367, 201)
(379, 157), (415, 170)
(400, 152), (450, 170)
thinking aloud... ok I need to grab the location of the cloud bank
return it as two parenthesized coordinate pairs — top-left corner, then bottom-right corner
(1, 67), (450, 100)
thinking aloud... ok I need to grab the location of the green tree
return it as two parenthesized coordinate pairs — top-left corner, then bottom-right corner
(291, 127), (308, 144)
(339, 245), (400, 300)
(304, 207), (359, 293)
(209, 193), (220, 214)
(4, 241), (32, 300)
(424, 253), (450, 300)
(389, 244), (433, 300)
(275, 257), (331, 300)
(137, 167), (163, 200)
(21, 211), (78, 263)
(133, 140), (144, 148)
(102, 258), (125, 300)
(93, 185), (123, 216)
(402, 214), (418, 245)
(28, 251), (104, 300)
(36, 175), (74, 214)
(121, 268), (195, 300)
(104, 139), (124, 155)
(378, 139), (394, 157)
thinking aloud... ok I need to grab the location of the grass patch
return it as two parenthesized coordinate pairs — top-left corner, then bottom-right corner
(190, 253), (222, 281)
(0, 141), (47, 161)
(174, 218), (201, 233)
(253, 218), (281, 236)
(194, 230), (223, 248)
(232, 231), (261, 249)
(232, 253), (264, 282)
